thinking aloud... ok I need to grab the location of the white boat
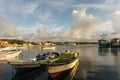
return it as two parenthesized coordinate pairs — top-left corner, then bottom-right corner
(0, 47), (17, 51)
(0, 50), (22, 60)
(41, 46), (55, 50)
(44, 52), (79, 78)
(8, 52), (60, 71)
(16, 45), (28, 50)
(7, 59), (42, 71)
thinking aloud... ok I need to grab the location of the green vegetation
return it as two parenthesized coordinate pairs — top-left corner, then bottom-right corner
(43, 41), (97, 45)
(1, 39), (29, 45)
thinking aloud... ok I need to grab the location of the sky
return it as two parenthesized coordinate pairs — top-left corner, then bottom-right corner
(0, 0), (120, 42)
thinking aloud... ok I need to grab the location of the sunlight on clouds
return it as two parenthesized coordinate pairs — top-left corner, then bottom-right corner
(112, 10), (120, 34)
(1, 0), (120, 41)
(70, 9), (100, 39)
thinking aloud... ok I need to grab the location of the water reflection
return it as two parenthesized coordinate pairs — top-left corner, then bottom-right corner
(1, 45), (120, 80)
(111, 48), (120, 56)
(75, 57), (120, 80)
(0, 63), (16, 80)
(98, 48), (110, 56)
(12, 66), (47, 80)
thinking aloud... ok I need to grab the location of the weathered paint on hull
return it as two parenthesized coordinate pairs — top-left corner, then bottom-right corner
(48, 58), (79, 78)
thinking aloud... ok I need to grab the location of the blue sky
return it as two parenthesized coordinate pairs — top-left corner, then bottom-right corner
(0, 0), (120, 41)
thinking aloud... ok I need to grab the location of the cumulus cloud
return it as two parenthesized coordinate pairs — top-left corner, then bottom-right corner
(1, 8), (120, 41)
(22, 9), (101, 41)
(68, 9), (100, 39)
(112, 10), (120, 34)
(0, 14), (20, 38)
(93, 21), (114, 39)
(28, 9), (100, 41)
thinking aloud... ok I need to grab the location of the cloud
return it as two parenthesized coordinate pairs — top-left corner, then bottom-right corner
(29, 9), (100, 41)
(93, 20), (114, 39)
(112, 10), (120, 34)
(0, 14), (20, 38)
(105, 0), (114, 4)
(68, 9), (100, 39)
(21, 9), (120, 41)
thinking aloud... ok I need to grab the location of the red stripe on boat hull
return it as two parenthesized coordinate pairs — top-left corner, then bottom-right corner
(50, 70), (65, 78)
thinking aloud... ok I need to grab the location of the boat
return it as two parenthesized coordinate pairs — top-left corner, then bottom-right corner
(0, 50), (22, 60)
(16, 45), (28, 50)
(110, 38), (120, 48)
(48, 61), (79, 80)
(41, 46), (55, 50)
(0, 47), (17, 51)
(98, 39), (110, 48)
(43, 52), (79, 78)
(7, 52), (60, 71)
(7, 59), (42, 72)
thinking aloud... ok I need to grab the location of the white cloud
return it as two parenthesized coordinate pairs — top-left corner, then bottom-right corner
(105, 0), (114, 4)
(69, 9), (100, 39)
(0, 0), (39, 15)
(72, 9), (86, 20)
(112, 10), (120, 34)
(0, 14), (21, 38)
(38, 10), (52, 22)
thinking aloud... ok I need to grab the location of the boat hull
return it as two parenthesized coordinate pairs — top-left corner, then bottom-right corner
(47, 58), (79, 78)
(0, 50), (22, 60)
(41, 46), (55, 50)
(110, 38), (120, 48)
(98, 39), (110, 48)
(8, 60), (42, 72)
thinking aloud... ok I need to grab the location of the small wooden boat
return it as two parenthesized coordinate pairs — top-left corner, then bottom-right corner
(43, 52), (79, 78)
(0, 50), (22, 60)
(7, 52), (59, 71)
(7, 60), (42, 71)
(41, 46), (55, 50)
(16, 45), (28, 50)
(0, 47), (17, 51)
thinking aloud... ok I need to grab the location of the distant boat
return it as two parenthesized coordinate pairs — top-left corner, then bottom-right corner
(98, 39), (110, 48)
(0, 50), (22, 60)
(43, 52), (79, 78)
(16, 45), (28, 50)
(110, 38), (120, 48)
(41, 46), (55, 50)
(0, 47), (17, 51)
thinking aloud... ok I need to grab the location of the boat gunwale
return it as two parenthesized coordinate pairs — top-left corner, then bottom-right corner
(45, 56), (78, 66)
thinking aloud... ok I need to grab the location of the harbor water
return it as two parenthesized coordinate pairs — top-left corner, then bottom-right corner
(0, 44), (120, 80)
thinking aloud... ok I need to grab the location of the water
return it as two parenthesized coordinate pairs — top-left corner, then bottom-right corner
(0, 44), (120, 80)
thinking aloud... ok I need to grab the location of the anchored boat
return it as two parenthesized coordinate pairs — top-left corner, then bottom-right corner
(110, 38), (120, 48)
(98, 39), (110, 48)
(7, 60), (42, 71)
(41, 46), (55, 50)
(43, 52), (79, 78)
(7, 52), (60, 71)
(0, 50), (22, 60)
